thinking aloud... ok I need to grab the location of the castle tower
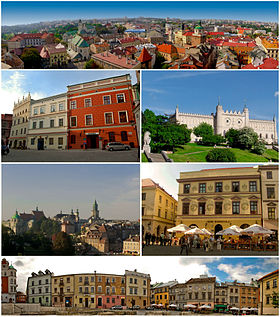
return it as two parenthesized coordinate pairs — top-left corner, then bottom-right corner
(273, 115), (278, 143)
(243, 105), (249, 126)
(91, 200), (100, 220)
(175, 105), (179, 122)
(215, 101), (224, 135)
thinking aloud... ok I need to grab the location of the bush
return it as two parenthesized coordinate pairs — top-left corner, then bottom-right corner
(206, 148), (237, 162)
(200, 134), (225, 146)
(225, 128), (240, 148)
(252, 141), (266, 155)
(193, 123), (214, 138)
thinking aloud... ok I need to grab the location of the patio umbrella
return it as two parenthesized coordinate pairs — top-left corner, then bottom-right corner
(241, 307), (250, 311)
(169, 304), (177, 307)
(201, 228), (213, 235)
(216, 228), (241, 236)
(230, 307), (239, 310)
(229, 225), (243, 233)
(167, 224), (190, 233)
(199, 305), (212, 309)
(185, 227), (206, 235)
(184, 304), (196, 308)
(249, 308), (258, 311)
(241, 224), (273, 235)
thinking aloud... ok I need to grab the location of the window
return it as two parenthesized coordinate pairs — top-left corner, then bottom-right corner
(215, 182), (223, 192)
(58, 137), (63, 145)
(84, 98), (92, 107)
(198, 202), (206, 215)
(40, 107), (45, 114)
(119, 111), (128, 123)
(199, 183), (206, 193)
(117, 93), (125, 103)
(79, 298), (83, 304)
(79, 287), (82, 293)
(268, 207), (276, 220)
(103, 95), (111, 105)
(98, 286), (102, 293)
(79, 277), (83, 283)
(249, 181), (257, 192)
(91, 276), (94, 282)
(59, 118), (63, 127)
(182, 203), (189, 215)
(159, 195), (162, 203)
(273, 279), (277, 288)
(184, 184), (190, 193)
(70, 117), (77, 127)
(266, 281), (270, 289)
(250, 201), (258, 214)
(215, 202), (223, 214)
(49, 138), (54, 145)
(59, 103), (64, 111)
(142, 193), (146, 200)
(70, 135), (76, 144)
(105, 112), (113, 124)
(50, 105), (56, 112)
(121, 131), (128, 141)
(32, 122), (37, 129)
(85, 115), (93, 125)
(91, 287), (94, 293)
(109, 132), (115, 142)
(39, 121), (43, 128)
(50, 119), (55, 128)
(112, 286), (116, 294)
(70, 101), (77, 109)
(232, 182), (239, 192)
(232, 202), (240, 214)
(158, 208), (161, 217)
(34, 108), (38, 115)
(267, 171), (272, 179)
(267, 187), (275, 199)
(266, 296), (270, 305)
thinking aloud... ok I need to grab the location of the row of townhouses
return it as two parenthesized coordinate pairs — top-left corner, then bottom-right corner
(8, 73), (140, 150)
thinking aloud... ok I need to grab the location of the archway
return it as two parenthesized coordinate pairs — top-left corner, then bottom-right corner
(190, 224), (198, 228)
(214, 224), (223, 239)
(156, 225), (160, 237)
(164, 226), (167, 235)
(240, 224), (250, 229)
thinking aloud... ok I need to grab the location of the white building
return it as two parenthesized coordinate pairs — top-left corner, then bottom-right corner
(27, 93), (68, 150)
(1, 259), (17, 303)
(170, 103), (277, 144)
(123, 235), (140, 255)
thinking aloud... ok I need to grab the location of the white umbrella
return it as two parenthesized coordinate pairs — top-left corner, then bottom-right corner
(199, 305), (212, 309)
(230, 307), (240, 310)
(169, 304), (177, 307)
(241, 307), (250, 311)
(216, 228), (241, 236)
(185, 227), (206, 235)
(201, 228), (213, 235)
(167, 224), (190, 233)
(229, 225), (243, 233)
(241, 224), (273, 235)
(184, 304), (196, 308)
(249, 308), (258, 311)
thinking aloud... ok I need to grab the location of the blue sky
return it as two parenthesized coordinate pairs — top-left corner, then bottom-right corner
(1, 1), (278, 26)
(1, 70), (137, 114)
(2, 164), (140, 220)
(142, 71), (278, 123)
(6, 256), (279, 292)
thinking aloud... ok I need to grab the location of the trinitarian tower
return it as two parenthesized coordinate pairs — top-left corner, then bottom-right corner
(91, 200), (100, 220)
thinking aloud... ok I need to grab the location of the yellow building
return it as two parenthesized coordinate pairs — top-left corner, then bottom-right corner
(142, 178), (177, 237)
(177, 167), (263, 234)
(122, 235), (140, 255)
(256, 37), (279, 60)
(52, 274), (75, 307)
(73, 274), (96, 308)
(153, 280), (178, 308)
(258, 270), (279, 315)
(40, 43), (68, 68)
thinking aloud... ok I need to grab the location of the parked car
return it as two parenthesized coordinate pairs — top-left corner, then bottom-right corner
(132, 305), (141, 310)
(111, 305), (123, 310)
(105, 142), (131, 151)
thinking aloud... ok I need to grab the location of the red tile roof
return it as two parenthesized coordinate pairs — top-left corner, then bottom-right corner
(258, 270), (279, 281)
(183, 31), (194, 36)
(9, 33), (54, 41)
(242, 57), (278, 69)
(138, 47), (152, 62)
(157, 43), (177, 54)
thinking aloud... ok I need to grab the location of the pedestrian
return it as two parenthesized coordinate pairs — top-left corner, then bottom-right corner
(180, 235), (188, 255)
(151, 234), (156, 245)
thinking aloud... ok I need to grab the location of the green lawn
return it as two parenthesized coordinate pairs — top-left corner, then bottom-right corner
(142, 153), (149, 162)
(167, 143), (279, 162)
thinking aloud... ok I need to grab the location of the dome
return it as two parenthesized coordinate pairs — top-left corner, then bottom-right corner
(195, 26), (203, 30)
(12, 211), (20, 220)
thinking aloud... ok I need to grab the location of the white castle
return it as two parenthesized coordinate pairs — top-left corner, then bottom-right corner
(170, 102), (277, 144)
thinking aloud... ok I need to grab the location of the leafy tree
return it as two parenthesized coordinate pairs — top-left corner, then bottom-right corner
(252, 140), (266, 155)
(238, 127), (259, 150)
(84, 59), (99, 69)
(225, 128), (240, 148)
(193, 123), (214, 138)
(154, 52), (166, 69)
(206, 148), (236, 162)
(270, 291), (279, 308)
(21, 48), (41, 69)
(200, 134), (225, 146)
(52, 232), (75, 255)
(40, 218), (61, 238)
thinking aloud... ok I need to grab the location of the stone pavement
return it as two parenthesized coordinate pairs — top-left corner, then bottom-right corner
(2, 149), (139, 162)
(142, 245), (278, 256)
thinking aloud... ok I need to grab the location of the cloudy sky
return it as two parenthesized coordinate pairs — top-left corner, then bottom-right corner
(1, 70), (137, 114)
(4, 256), (278, 292)
(2, 164), (140, 220)
(141, 163), (267, 199)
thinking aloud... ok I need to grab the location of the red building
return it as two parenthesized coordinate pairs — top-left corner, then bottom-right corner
(16, 292), (27, 303)
(1, 114), (13, 145)
(67, 74), (138, 150)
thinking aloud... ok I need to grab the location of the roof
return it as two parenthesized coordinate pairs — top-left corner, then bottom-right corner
(9, 32), (53, 41)
(138, 47), (152, 62)
(119, 37), (140, 44)
(258, 270), (279, 281)
(187, 277), (216, 284)
(125, 235), (140, 242)
(44, 43), (66, 54)
(157, 43), (177, 54)
(242, 57), (278, 69)
(19, 212), (34, 221)
(71, 35), (89, 48)
(92, 52), (140, 69)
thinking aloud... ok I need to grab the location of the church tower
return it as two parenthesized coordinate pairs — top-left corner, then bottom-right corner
(91, 200), (100, 220)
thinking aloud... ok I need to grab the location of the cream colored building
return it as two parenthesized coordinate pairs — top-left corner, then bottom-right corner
(171, 104), (277, 144)
(9, 93), (32, 148)
(123, 235), (140, 255)
(177, 166), (264, 234)
(258, 165), (278, 233)
(52, 274), (75, 307)
(27, 93), (67, 150)
(125, 270), (150, 308)
(258, 270), (279, 315)
(74, 274), (96, 308)
(142, 178), (177, 237)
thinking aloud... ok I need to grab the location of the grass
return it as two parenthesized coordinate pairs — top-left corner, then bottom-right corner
(142, 153), (149, 162)
(167, 143), (279, 162)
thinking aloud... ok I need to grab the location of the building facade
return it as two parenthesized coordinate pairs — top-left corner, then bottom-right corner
(142, 178), (177, 237)
(153, 280), (178, 307)
(125, 270), (150, 308)
(169, 282), (188, 310)
(9, 94), (32, 148)
(123, 235), (140, 255)
(27, 93), (67, 150)
(171, 104), (277, 144)
(52, 274), (75, 307)
(67, 74), (138, 150)
(176, 166), (266, 234)
(1, 259), (17, 303)
(27, 270), (53, 306)
(258, 270), (279, 315)
(74, 273), (96, 308)
(1, 114), (13, 145)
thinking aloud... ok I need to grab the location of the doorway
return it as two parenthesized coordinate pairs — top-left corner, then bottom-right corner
(37, 138), (44, 150)
(214, 224), (223, 239)
(85, 298), (89, 308)
(86, 135), (99, 148)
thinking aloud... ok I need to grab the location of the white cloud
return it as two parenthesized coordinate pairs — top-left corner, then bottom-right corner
(274, 91), (279, 97)
(1, 71), (46, 114)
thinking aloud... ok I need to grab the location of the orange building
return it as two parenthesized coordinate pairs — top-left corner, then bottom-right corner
(67, 74), (138, 150)
(239, 284), (259, 308)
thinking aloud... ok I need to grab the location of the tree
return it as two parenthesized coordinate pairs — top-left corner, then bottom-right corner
(206, 148), (236, 162)
(84, 59), (99, 69)
(40, 218), (61, 238)
(225, 128), (240, 148)
(154, 52), (166, 69)
(252, 140), (266, 155)
(270, 291), (279, 308)
(193, 123), (214, 138)
(21, 48), (41, 68)
(52, 232), (75, 255)
(238, 127), (259, 150)
(200, 134), (225, 146)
